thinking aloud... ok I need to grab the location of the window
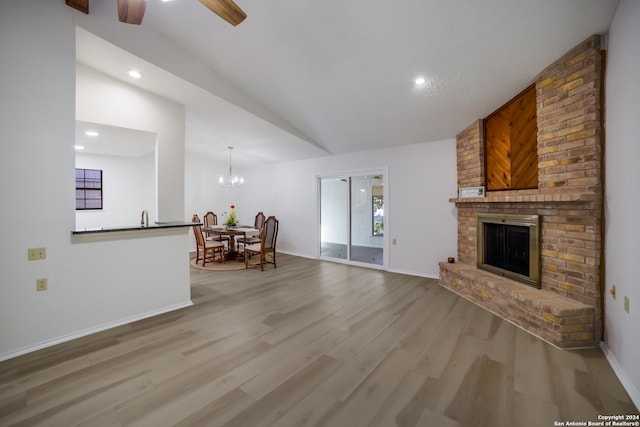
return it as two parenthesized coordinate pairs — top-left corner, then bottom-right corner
(372, 195), (384, 236)
(75, 168), (103, 210)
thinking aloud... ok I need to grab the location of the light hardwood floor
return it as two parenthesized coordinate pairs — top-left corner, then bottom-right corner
(0, 254), (637, 426)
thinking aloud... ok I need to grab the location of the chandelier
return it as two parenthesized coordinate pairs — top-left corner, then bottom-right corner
(219, 146), (244, 187)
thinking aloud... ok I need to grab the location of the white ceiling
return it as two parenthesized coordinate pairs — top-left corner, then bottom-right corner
(75, 27), (328, 167)
(75, 120), (156, 158)
(72, 0), (619, 166)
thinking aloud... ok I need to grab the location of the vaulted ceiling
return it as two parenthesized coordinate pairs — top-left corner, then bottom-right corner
(71, 0), (619, 167)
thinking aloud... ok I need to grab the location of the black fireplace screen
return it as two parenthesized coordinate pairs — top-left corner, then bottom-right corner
(477, 213), (540, 288)
(483, 223), (530, 276)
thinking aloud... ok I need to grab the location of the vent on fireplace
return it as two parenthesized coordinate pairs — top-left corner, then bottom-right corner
(477, 213), (541, 288)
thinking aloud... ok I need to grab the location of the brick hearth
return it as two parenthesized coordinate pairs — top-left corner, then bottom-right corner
(439, 35), (604, 348)
(439, 263), (595, 348)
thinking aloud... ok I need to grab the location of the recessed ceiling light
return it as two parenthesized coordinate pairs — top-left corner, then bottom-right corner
(128, 69), (142, 79)
(74, 145), (85, 150)
(414, 76), (427, 86)
(84, 130), (99, 137)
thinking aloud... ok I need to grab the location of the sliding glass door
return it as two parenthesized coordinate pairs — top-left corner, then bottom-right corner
(319, 172), (385, 267)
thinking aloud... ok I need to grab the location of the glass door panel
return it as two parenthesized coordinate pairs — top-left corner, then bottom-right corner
(350, 175), (384, 265)
(320, 177), (349, 260)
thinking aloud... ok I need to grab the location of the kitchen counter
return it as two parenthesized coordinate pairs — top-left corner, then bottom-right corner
(72, 221), (199, 235)
(71, 221), (200, 243)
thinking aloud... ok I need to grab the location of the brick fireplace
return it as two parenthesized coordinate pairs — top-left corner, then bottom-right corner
(439, 35), (604, 349)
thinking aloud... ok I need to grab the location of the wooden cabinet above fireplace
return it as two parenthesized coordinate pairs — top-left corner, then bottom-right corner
(484, 84), (538, 191)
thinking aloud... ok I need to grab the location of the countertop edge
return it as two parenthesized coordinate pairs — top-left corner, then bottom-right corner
(72, 222), (200, 235)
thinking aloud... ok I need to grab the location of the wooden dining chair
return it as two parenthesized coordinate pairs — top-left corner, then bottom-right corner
(203, 211), (230, 247)
(244, 215), (278, 271)
(237, 211), (265, 250)
(203, 211), (217, 228)
(192, 214), (225, 266)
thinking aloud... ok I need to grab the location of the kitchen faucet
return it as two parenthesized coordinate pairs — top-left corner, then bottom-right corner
(141, 210), (148, 227)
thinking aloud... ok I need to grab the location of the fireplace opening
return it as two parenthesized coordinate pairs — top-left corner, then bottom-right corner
(477, 213), (540, 288)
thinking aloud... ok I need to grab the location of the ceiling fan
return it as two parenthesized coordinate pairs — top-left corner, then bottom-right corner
(66, 0), (247, 26)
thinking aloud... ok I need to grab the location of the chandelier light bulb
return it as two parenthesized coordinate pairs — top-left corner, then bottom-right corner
(219, 146), (244, 188)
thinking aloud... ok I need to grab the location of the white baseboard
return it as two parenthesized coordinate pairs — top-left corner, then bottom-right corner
(0, 300), (193, 362)
(278, 249), (315, 259)
(600, 341), (640, 410)
(280, 250), (441, 279)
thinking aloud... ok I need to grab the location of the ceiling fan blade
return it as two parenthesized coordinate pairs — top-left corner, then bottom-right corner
(198, 0), (247, 26)
(66, 0), (89, 14)
(117, 0), (147, 25)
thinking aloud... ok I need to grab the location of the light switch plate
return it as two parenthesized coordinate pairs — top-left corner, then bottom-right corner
(36, 278), (48, 292)
(28, 247), (46, 261)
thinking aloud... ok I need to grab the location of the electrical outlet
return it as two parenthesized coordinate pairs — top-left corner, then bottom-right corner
(624, 296), (630, 313)
(36, 278), (48, 292)
(28, 247), (46, 261)
(392, 238), (397, 245)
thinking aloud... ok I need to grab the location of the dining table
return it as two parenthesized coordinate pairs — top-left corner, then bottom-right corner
(204, 226), (260, 260)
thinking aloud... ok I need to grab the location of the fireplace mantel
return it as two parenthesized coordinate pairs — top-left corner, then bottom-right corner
(450, 190), (599, 204)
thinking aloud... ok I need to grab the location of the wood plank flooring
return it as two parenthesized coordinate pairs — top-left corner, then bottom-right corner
(0, 254), (637, 426)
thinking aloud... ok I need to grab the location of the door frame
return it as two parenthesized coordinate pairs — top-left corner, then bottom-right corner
(317, 168), (389, 270)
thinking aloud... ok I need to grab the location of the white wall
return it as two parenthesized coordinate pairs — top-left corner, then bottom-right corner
(184, 151), (248, 221)
(184, 150), (250, 251)
(235, 138), (458, 278)
(76, 63), (186, 221)
(0, 1), (191, 360)
(76, 152), (155, 229)
(603, 0), (640, 408)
